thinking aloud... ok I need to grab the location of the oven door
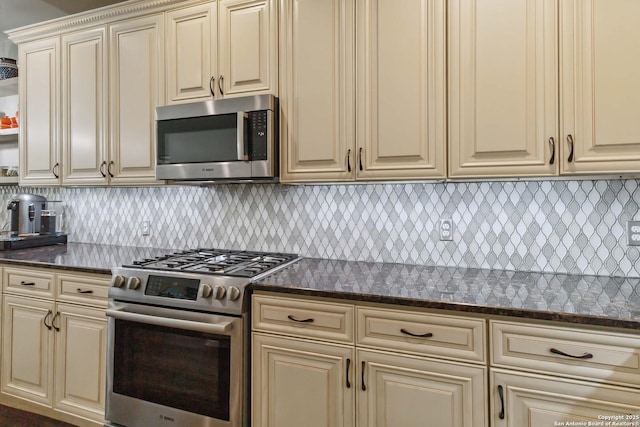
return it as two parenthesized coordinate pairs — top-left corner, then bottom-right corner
(105, 301), (245, 427)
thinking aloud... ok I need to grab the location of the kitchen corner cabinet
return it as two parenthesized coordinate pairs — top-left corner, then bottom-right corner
(1, 267), (108, 427)
(251, 293), (487, 427)
(19, 37), (61, 186)
(280, 0), (445, 183)
(166, 0), (277, 104)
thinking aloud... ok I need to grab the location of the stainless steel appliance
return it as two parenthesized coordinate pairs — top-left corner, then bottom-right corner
(155, 94), (278, 183)
(105, 249), (299, 427)
(7, 193), (47, 235)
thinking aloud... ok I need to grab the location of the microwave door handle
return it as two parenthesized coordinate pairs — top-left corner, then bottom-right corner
(105, 307), (233, 334)
(237, 112), (249, 161)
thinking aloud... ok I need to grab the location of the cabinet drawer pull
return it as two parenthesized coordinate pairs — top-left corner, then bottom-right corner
(548, 137), (555, 165)
(99, 161), (107, 177)
(498, 385), (505, 419)
(76, 288), (94, 294)
(567, 134), (574, 163)
(358, 147), (363, 171)
(550, 347), (593, 360)
(209, 76), (215, 97)
(20, 281), (36, 286)
(43, 309), (53, 331)
(347, 149), (352, 172)
(52, 311), (61, 332)
(346, 358), (351, 388)
(218, 75), (224, 95)
(361, 361), (366, 391)
(287, 315), (314, 323)
(53, 162), (59, 179)
(108, 161), (114, 178)
(400, 328), (433, 338)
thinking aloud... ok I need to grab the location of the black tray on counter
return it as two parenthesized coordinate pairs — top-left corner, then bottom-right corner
(0, 233), (67, 251)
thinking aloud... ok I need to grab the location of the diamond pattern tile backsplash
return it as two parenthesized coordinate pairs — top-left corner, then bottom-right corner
(1, 179), (639, 277)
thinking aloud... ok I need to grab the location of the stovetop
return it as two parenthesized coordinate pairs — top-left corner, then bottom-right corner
(124, 248), (300, 279)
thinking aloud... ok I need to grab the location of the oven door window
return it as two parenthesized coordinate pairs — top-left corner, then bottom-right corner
(113, 319), (231, 420)
(157, 114), (248, 164)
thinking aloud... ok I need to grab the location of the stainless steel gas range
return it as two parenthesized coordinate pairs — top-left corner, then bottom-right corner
(105, 249), (299, 427)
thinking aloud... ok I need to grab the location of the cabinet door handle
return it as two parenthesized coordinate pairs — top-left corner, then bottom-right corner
(400, 328), (433, 338)
(347, 149), (352, 172)
(43, 309), (53, 331)
(52, 311), (61, 332)
(287, 315), (314, 323)
(20, 281), (35, 286)
(53, 162), (59, 179)
(498, 385), (505, 420)
(76, 288), (94, 294)
(548, 137), (555, 165)
(218, 75), (224, 96)
(361, 361), (366, 391)
(99, 161), (107, 177)
(567, 134), (574, 163)
(346, 358), (351, 388)
(209, 76), (215, 97)
(358, 147), (363, 171)
(550, 347), (593, 359)
(108, 161), (114, 178)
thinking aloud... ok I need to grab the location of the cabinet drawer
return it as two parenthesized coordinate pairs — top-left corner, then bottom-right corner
(357, 307), (486, 363)
(491, 320), (640, 387)
(3, 267), (55, 298)
(252, 294), (355, 344)
(57, 274), (110, 307)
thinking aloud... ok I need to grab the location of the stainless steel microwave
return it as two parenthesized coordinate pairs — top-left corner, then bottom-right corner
(155, 94), (278, 183)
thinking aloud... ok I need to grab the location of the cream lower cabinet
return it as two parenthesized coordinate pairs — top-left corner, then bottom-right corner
(1, 267), (108, 427)
(252, 293), (487, 427)
(490, 320), (640, 425)
(280, 0), (445, 183)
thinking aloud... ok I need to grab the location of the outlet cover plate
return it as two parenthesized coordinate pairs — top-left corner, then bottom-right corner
(628, 221), (640, 246)
(439, 219), (453, 241)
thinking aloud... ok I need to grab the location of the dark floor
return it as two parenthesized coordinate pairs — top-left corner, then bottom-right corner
(0, 405), (76, 427)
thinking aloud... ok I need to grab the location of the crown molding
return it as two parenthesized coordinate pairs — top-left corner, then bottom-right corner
(6, 0), (198, 43)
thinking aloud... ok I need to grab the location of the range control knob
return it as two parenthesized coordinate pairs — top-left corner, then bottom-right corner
(213, 285), (226, 300)
(127, 277), (142, 290)
(112, 275), (126, 288)
(228, 286), (241, 301)
(201, 284), (213, 298)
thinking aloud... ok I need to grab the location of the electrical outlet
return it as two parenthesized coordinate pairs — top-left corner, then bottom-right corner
(628, 221), (640, 246)
(141, 220), (150, 236)
(439, 219), (453, 241)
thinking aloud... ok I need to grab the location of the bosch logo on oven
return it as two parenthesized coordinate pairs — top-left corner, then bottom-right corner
(159, 414), (175, 423)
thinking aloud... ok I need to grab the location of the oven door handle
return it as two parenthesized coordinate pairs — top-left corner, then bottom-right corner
(105, 307), (234, 334)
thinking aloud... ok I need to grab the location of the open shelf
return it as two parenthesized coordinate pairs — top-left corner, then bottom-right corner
(0, 128), (18, 142)
(0, 78), (18, 97)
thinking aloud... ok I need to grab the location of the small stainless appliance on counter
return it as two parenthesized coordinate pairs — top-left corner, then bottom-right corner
(105, 248), (300, 427)
(3, 193), (67, 250)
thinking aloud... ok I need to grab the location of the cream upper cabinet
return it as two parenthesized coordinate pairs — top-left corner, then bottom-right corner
(166, 2), (217, 102)
(356, 0), (446, 180)
(109, 14), (164, 185)
(19, 37), (61, 185)
(279, 0), (355, 182)
(281, 0), (446, 183)
(448, 0), (558, 178)
(61, 28), (108, 186)
(560, 0), (640, 174)
(166, 0), (276, 104)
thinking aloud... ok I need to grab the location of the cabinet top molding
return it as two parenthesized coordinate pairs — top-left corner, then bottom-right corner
(6, 0), (205, 43)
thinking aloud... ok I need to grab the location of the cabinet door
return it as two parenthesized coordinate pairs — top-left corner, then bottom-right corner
(61, 28), (108, 186)
(252, 333), (355, 427)
(219, 0), (277, 97)
(109, 14), (164, 185)
(358, 349), (487, 427)
(54, 303), (107, 423)
(279, 0), (355, 182)
(1, 295), (55, 407)
(448, 0), (558, 178)
(492, 369), (640, 427)
(19, 37), (61, 185)
(166, 2), (217, 103)
(561, 0), (640, 174)
(356, 0), (445, 180)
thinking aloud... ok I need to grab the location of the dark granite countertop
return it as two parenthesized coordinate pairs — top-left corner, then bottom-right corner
(1, 244), (639, 330)
(253, 258), (640, 331)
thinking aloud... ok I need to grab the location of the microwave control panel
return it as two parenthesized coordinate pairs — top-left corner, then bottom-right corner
(250, 110), (268, 160)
